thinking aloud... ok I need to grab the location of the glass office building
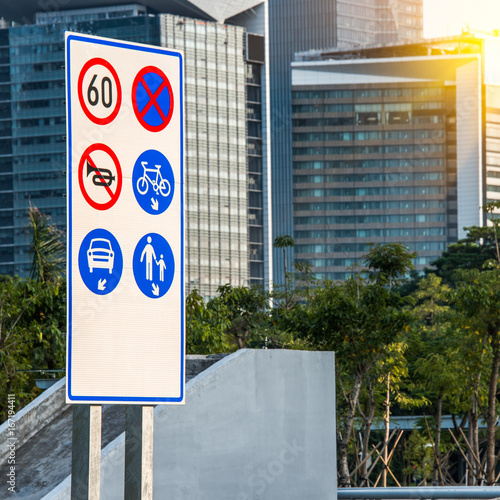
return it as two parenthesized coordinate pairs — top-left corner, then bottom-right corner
(159, 14), (251, 294)
(0, 7), (160, 278)
(268, 0), (423, 284)
(0, 4), (265, 296)
(336, 0), (423, 48)
(292, 35), (500, 279)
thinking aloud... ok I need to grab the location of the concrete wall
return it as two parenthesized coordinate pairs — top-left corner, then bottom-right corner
(456, 57), (483, 237)
(0, 377), (66, 464)
(43, 349), (337, 500)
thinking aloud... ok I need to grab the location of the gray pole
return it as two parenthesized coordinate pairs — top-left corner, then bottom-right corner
(71, 405), (102, 500)
(338, 486), (500, 499)
(125, 405), (154, 500)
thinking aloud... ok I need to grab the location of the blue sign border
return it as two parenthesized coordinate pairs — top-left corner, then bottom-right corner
(66, 33), (184, 404)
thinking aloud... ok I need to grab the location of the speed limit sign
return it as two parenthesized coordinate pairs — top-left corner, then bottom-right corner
(77, 57), (122, 125)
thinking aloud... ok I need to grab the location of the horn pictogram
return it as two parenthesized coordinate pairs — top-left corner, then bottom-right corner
(86, 161), (115, 187)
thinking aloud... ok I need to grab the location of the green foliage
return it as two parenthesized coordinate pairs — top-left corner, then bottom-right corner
(28, 205), (65, 283)
(210, 284), (270, 349)
(403, 430), (434, 481)
(0, 276), (66, 421)
(452, 267), (500, 483)
(273, 235), (294, 250)
(363, 242), (416, 290)
(428, 225), (498, 283)
(185, 289), (232, 354)
(186, 284), (276, 353)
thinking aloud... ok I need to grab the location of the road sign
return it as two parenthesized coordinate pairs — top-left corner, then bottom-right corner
(132, 66), (174, 132)
(78, 57), (122, 125)
(78, 143), (122, 210)
(66, 32), (184, 405)
(132, 149), (175, 215)
(133, 233), (175, 298)
(78, 228), (123, 295)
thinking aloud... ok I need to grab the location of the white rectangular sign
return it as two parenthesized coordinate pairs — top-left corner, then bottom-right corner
(65, 32), (184, 404)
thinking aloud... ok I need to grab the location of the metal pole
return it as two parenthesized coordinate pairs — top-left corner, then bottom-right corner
(337, 486), (500, 499)
(125, 405), (154, 500)
(71, 404), (102, 500)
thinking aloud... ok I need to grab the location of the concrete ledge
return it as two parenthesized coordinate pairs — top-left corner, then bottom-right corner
(0, 354), (228, 467)
(0, 377), (66, 464)
(42, 349), (337, 500)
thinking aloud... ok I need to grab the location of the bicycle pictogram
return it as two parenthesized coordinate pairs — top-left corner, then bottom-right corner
(132, 149), (175, 215)
(136, 161), (171, 197)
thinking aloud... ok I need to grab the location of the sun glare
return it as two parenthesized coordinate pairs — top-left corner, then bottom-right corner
(424, 0), (500, 38)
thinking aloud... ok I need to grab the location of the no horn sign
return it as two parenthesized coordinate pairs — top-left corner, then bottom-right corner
(66, 32), (185, 405)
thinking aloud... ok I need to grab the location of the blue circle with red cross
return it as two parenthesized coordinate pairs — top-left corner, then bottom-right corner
(132, 66), (174, 132)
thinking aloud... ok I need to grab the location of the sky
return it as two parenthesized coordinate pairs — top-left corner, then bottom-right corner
(424, 0), (500, 38)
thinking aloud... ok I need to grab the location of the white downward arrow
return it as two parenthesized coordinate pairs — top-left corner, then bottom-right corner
(152, 283), (159, 296)
(151, 198), (159, 211)
(98, 279), (107, 291)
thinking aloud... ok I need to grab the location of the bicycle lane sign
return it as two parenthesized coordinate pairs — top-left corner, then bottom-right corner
(132, 149), (175, 215)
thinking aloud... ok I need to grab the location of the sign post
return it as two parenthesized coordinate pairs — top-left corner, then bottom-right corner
(65, 32), (184, 498)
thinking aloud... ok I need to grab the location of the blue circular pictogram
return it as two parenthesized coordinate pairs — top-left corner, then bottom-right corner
(132, 233), (174, 299)
(132, 66), (174, 132)
(78, 228), (123, 295)
(132, 149), (175, 215)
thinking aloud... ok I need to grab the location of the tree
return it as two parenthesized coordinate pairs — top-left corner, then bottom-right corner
(453, 268), (500, 484)
(363, 242), (416, 290)
(0, 276), (65, 421)
(408, 274), (457, 485)
(185, 289), (231, 354)
(292, 243), (416, 485)
(273, 235), (294, 301)
(209, 284), (270, 349)
(0, 206), (66, 421)
(428, 225), (498, 284)
(28, 205), (65, 283)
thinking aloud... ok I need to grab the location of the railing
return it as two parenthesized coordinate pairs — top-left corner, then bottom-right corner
(337, 486), (500, 499)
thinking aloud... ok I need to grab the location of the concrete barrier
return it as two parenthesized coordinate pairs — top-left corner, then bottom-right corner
(0, 354), (227, 468)
(42, 349), (337, 500)
(0, 377), (66, 464)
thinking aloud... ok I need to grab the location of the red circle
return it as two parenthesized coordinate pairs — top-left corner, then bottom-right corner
(78, 58), (122, 125)
(131, 66), (174, 132)
(78, 144), (122, 211)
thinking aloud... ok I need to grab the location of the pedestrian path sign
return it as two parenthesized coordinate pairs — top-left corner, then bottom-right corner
(133, 233), (175, 298)
(66, 32), (184, 405)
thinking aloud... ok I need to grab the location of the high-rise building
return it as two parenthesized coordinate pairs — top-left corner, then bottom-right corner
(0, 2), (267, 296)
(0, 4), (160, 278)
(336, 0), (423, 48)
(291, 35), (500, 279)
(0, 0), (425, 289)
(267, 0), (423, 284)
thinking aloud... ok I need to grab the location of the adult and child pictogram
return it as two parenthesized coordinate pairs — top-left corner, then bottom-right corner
(133, 233), (175, 298)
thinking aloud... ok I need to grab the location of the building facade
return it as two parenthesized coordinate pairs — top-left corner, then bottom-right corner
(0, 0), (426, 289)
(0, 3), (266, 296)
(336, 0), (423, 48)
(291, 35), (500, 279)
(267, 0), (423, 284)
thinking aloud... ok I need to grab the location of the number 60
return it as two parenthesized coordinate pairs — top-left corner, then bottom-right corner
(87, 74), (113, 108)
